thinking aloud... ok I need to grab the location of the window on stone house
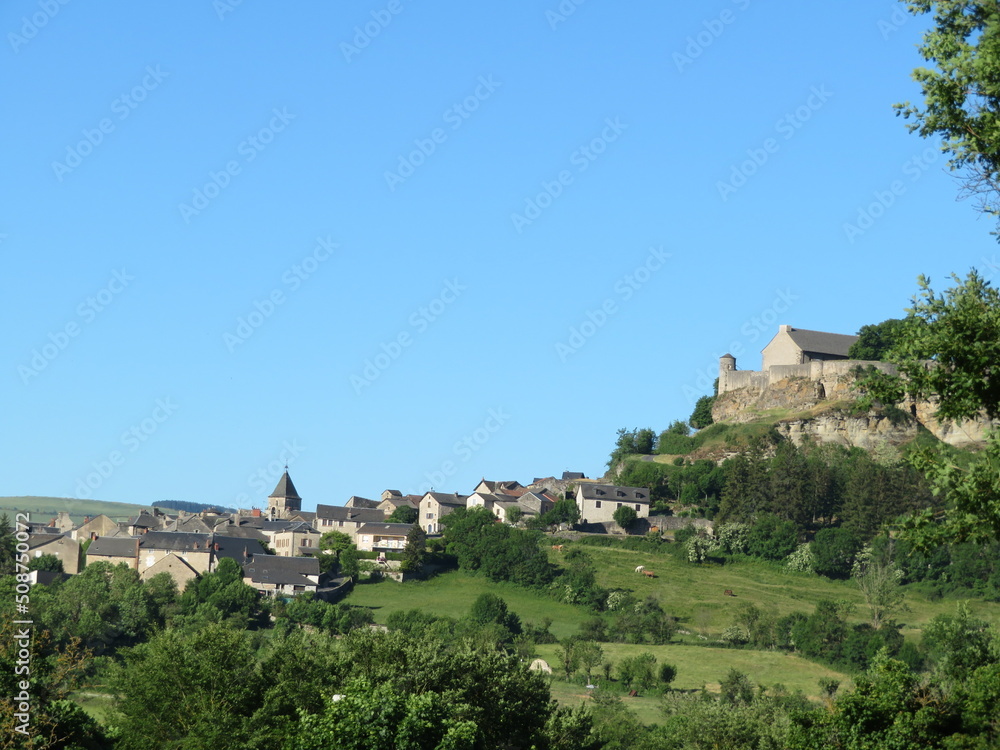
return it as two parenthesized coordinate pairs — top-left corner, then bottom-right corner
(617, 503), (622, 509)
(595, 501), (601, 509)
(635, 504), (641, 511)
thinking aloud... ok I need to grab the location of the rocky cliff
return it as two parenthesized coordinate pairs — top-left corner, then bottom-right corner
(712, 372), (994, 450)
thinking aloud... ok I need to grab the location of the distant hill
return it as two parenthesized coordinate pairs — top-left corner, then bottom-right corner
(154, 500), (237, 514)
(0, 496), (158, 525)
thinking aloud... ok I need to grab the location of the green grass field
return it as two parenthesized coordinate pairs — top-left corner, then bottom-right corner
(539, 643), (852, 724)
(344, 574), (591, 640)
(0, 496), (154, 525)
(341, 541), (1000, 721)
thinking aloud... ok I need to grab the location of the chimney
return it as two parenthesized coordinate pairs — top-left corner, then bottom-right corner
(779, 324), (791, 332)
(213, 542), (220, 551)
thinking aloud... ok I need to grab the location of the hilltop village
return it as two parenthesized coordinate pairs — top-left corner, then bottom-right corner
(23, 469), (662, 598)
(24, 321), (973, 600)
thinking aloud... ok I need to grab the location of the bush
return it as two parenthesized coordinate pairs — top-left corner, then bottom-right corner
(811, 527), (862, 579)
(746, 515), (798, 560)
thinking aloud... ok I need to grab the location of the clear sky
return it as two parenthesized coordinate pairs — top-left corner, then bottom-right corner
(3, 1), (997, 513)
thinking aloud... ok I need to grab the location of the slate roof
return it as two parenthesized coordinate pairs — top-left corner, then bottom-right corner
(314, 505), (385, 523)
(562, 472), (586, 481)
(578, 484), (650, 502)
(269, 471), (301, 499)
(88, 536), (140, 558)
(478, 479), (523, 493)
(138, 531), (212, 552)
(130, 512), (159, 529)
(423, 493), (469, 507)
(356, 522), (415, 537)
(27, 533), (72, 550)
(243, 554), (319, 586)
(781, 327), (858, 358)
(345, 496), (380, 509)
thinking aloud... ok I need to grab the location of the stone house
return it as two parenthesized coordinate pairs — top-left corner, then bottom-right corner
(761, 325), (858, 371)
(377, 490), (421, 517)
(313, 505), (385, 539)
(72, 514), (120, 541)
(355, 523), (414, 553)
(472, 479), (525, 496)
(419, 492), (469, 534)
(139, 552), (200, 588)
(267, 522), (321, 557)
(575, 484), (650, 525)
(86, 536), (140, 569)
(136, 531), (265, 575)
(27, 533), (81, 574)
(242, 554), (320, 597)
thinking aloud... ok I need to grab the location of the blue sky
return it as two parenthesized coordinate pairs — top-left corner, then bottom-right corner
(3, 1), (997, 513)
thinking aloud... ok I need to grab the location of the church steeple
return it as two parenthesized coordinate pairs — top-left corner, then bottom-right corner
(267, 466), (302, 516)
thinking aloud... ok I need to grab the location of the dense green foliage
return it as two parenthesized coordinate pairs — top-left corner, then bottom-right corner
(442, 507), (554, 587)
(387, 504), (419, 524)
(847, 318), (909, 360)
(896, 0), (1000, 230)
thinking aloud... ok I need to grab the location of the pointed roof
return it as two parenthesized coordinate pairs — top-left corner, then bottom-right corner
(269, 470), (301, 500)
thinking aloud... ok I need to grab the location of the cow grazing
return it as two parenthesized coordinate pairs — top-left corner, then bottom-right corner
(635, 565), (645, 573)
(724, 589), (735, 597)
(643, 570), (655, 578)
(551, 544), (564, 551)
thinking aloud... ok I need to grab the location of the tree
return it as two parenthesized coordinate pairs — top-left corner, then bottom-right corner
(862, 272), (1000, 545)
(399, 524), (426, 574)
(720, 668), (755, 705)
(469, 593), (521, 636)
(853, 542), (906, 630)
(0, 514), (15, 574)
(339, 545), (360, 580)
(612, 505), (637, 532)
(895, 1), (1000, 230)
(505, 505), (524, 525)
(811, 527), (862, 579)
(658, 662), (677, 689)
(617, 652), (657, 692)
(111, 623), (263, 750)
(319, 530), (354, 554)
(746, 514), (798, 561)
(689, 394), (715, 429)
(387, 505), (419, 524)
(574, 640), (604, 684)
(27, 554), (64, 573)
(848, 318), (910, 360)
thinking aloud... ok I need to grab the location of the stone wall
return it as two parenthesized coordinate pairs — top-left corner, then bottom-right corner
(719, 359), (897, 396)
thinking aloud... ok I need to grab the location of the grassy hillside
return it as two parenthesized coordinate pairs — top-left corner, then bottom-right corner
(341, 542), (1000, 722)
(0, 496), (153, 525)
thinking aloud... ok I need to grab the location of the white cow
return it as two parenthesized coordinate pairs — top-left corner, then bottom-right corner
(635, 565), (645, 573)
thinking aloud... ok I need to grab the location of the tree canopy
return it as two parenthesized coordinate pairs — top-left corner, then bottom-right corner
(896, 1), (1000, 232)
